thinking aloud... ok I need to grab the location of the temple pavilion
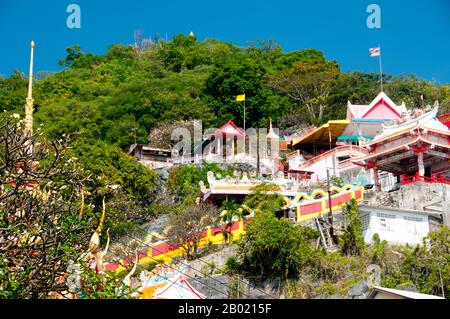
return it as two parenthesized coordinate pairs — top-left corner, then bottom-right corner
(352, 104), (450, 189)
(341, 91), (408, 140)
(287, 92), (408, 187)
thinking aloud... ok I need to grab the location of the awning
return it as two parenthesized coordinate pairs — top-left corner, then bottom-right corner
(291, 120), (349, 146)
(337, 135), (373, 142)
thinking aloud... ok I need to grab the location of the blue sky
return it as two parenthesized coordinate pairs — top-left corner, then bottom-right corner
(1, 0), (449, 83)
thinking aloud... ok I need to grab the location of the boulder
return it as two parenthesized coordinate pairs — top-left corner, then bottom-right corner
(348, 281), (369, 297)
(395, 284), (418, 292)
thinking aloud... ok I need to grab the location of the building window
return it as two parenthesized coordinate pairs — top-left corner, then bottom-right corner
(403, 216), (422, 222)
(376, 213), (396, 219)
(403, 216), (422, 235)
(376, 213), (395, 232)
(361, 214), (370, 231)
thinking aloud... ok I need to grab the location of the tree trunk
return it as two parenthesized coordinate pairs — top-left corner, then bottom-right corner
(318, 104), (325, 121)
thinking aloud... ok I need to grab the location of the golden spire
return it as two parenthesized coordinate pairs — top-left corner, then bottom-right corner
(24, 40), (35, 137)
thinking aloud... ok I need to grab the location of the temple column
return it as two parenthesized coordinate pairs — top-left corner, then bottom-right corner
(417, 152), (424, 176)
(373, 168), (381, 191)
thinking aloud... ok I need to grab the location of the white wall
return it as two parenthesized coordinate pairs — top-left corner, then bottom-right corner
(288, 154), (304, 171)
(361, 208), (430, 246)
(378, 172), (397, 192)
(302, 156), (337, 180)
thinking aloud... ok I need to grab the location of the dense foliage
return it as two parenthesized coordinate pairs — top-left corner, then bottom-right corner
(0, 115), (106, 298)
(2, 35), (448, 147)
(167, 162), (233, 205)
(1, 34), (449, 298)
(243, 182), (287, 214)
(237, 213), (320, 278)
(71, 138), (158, 238)
(1, 36), (448, 238)
(339, 199), (365, 256)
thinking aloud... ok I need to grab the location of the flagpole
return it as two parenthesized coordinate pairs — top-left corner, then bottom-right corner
(378, 44), (383, 92)
(243, 97), (246, 151)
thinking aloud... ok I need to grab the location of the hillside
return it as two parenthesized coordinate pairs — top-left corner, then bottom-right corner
(1, 34), (449, 237)
(1, 34), (449, 299)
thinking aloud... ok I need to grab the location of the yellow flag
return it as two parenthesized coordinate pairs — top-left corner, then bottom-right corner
(236, 94), (245, 102)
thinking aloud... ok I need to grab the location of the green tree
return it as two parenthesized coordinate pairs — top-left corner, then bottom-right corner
(219, 200), (244, 244)
(202, 54), (286, 128)
(70, 138), (158, 238)
(166, 202), (217, 260)
(268, 52), (340, 124)
(167, 163), (233, 204)
(237, 213), (319, 277)
(0, 114), (96, 298)
(58, 45), (83, 67)
(339, 199), (365, 256)
(0, 71), (28, 113)
(243, 182), (286, 215)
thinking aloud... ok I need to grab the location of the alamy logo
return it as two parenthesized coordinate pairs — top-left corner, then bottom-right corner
(366, 4), (381, 29)
(367, 264), (381, 287)
(66, 4), (81, 29)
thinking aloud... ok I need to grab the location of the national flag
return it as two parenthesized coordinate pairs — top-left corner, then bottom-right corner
(369, 47), (380, 57)
(236, 94), (245, 102)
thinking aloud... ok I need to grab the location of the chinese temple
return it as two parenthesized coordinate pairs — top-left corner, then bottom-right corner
(438, 112), (450, 128)
(287, 92), (413, 189)
(342, 91), (407, 139)
(352, 104), (450, 189)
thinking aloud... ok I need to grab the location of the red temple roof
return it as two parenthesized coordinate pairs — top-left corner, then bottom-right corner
(212, 120), (244, 137)
(347, 92), (407, 120)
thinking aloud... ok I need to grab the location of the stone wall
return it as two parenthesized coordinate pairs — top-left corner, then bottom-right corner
(185, 245), (237, 278)
(189, 274), (285, 299)
(364, 182), (449, 215)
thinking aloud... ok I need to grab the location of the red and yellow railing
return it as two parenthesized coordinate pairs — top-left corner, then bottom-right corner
(295, 186), (364, 222)
(401, 173), (450, 186)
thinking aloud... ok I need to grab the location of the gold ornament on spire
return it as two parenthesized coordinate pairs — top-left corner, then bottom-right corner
(24, 40), (35, 138)
(88, 197), (107, 254)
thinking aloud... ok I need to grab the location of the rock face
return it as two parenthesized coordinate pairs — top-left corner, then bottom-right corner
(185, 246), (237, 278)
(143, 214), (169, 238)
(395, 284), (418, 292)
(241, 277), (285, 299)
(348, 281), (369, 299)
(365, 182), (449, 214)
(189, 274), (285, 299)
(190, 275), (230, 299)
(156, 167), (170, 181)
